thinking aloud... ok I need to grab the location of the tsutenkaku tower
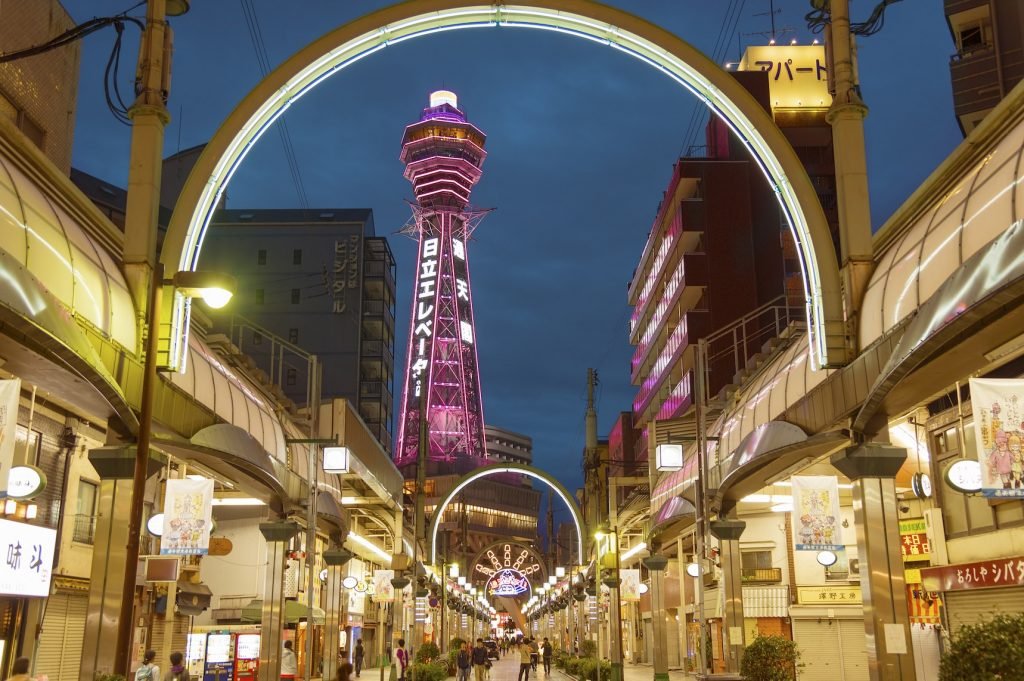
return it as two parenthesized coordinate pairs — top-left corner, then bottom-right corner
(396, 90), (489, 467)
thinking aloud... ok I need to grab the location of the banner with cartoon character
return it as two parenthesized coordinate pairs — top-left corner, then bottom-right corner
(620, 569), (642, 602)
(971, 377), (1024, 498)
(791, 476), (843, 551)
(160, 478), (214, 555)
(372, 569), (395, 602)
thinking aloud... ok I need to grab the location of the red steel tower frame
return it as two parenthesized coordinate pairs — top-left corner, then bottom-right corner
(396, 91), (489, 466)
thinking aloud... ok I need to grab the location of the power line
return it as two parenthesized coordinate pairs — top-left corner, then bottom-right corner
(237, 0), (310, 209)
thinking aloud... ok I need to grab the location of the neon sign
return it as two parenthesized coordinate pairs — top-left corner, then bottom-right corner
(487, 568), (530, 598)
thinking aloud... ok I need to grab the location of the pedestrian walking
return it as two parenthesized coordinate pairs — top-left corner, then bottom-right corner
(164, 652), (191, 681)
(472, 638), (489, 681)
(395, 639), (409, 681)
(541, 638), (552, 674)
(354, 639), (365, 678)
(529, 638), (539, 672)
(517, 638), (532, 681)
(281, 641), (298, 680)
(135, 650), (161, 681)
(5, 657), (31, 681)
(457, 641), (472, 681)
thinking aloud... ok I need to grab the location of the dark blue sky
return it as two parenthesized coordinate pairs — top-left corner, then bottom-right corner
(67, 1), (960, 507)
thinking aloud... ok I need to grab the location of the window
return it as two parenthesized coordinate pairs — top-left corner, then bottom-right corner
(288, 328), (299, 344)
(255, 289), (265, 305)
(291, 288), (301, 304)
(257, 249), (267, 265)
(293, 249), (302, 265)
(73, 480), (98, 544)
(286, 367), (297, 386)
(958, 24), (986, 53)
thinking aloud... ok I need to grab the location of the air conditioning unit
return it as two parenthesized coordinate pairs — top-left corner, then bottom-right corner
(923, 508), (949, 565)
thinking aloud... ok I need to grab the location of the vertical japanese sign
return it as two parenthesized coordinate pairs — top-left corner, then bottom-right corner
(0, 378), (20, 497)
(970, 377), (1024, 498)
(160, 478), (214, 555)
(791, 476), (843, 551)
(0, 517), (55, 596)
(332, 235), (362, 314)
(372, 569), (395, 602)
(620, 569), (642, 602)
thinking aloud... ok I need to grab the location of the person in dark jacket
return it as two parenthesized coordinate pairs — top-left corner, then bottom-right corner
(541, 638), (552, 674)
(354, 639), (365, 678)
(457, 641), (472, 681)
(472, 638), (489, 681)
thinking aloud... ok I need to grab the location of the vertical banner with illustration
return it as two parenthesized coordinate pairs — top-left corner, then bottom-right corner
(620, 569), (642, 602)
(372, 569), (395, 602)
(791, 476), (843, 550)
(0, 378), (20, 497)
(970, 377), (1024, 498)
(160, 478), (214, 555)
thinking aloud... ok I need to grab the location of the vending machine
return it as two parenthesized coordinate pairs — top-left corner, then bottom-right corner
(234, 633), (260, 681)
(204, 633), (234, 681)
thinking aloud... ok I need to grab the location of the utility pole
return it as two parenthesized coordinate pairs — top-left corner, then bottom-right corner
(826, 0), (874, 329)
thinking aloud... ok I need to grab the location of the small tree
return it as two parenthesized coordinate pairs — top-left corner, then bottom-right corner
(940, 613), (1024, 680)
(579, 639), (597, 658)
(740, 635), (799, 681)
(415, 641), (441, 663)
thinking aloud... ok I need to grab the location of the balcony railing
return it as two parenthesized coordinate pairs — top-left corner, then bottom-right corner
(741, 567), (782, 583)
(72, 514), (96, 544)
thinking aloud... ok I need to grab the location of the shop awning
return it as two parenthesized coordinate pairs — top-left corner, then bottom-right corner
(240, 599), (325, 624)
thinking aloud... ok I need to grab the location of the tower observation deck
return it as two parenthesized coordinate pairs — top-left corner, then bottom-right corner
(396, 91), (490, 468)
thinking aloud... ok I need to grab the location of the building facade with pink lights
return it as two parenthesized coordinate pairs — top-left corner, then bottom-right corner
(395, 91), (539, 567)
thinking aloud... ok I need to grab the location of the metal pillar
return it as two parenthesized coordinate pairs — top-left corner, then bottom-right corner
(259, 521), (300, 681)
(324, 548), (352, 681)
(643, 555), (669, 681)
(80, 446), (162, 679)
(831, 444), (916, 681)
(391, 575), (410, 652)
(709, 520), (746, 674)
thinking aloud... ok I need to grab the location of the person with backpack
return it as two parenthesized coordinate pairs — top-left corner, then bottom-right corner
(136, 650), (160, 681)
(354, 639), (364, 678)
(281, 640), (298, 680)
(456, 641), (472, 681)
(394, 639), (409, 681)
(164, 652), (190, 681)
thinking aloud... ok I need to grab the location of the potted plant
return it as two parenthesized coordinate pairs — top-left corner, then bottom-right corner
(740, 635), (800, 681)
(940, 613), (1024, 680)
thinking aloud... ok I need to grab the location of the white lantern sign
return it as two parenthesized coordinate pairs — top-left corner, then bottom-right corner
(323, 447), (351, 474)
(655, 444), (684, 472)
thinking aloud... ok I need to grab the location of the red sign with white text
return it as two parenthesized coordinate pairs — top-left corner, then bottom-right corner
(920, 556), (1024, 592)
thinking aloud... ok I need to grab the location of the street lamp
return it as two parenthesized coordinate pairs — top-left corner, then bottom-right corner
(115, 260), (236, 671)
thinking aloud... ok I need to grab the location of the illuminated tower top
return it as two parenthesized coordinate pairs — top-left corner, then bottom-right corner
(395, 91), (490, 469)
(400, 90), (487, 210)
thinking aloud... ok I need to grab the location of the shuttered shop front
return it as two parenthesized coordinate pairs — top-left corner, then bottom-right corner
(36, 591), (88, 681)
(945, 588), (1024, 636)
(792, 617), (868, 681)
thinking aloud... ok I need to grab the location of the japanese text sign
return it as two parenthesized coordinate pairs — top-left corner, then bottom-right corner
(796, 585), (862, 605)
(898, 518), (931, 563)
(737, 45), (831, 111)
(921, 556), (1024, 592)
(0, 518), (55, 597)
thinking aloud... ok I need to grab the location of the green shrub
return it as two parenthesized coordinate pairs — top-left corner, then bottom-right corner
(409, 661), (448, 681)
(579, 640), (597, 658)
(565, 657), (582, 677)
(740, 635), (800, 681)
(940, 613), (1024, 680)
(416, 642), (441, 663)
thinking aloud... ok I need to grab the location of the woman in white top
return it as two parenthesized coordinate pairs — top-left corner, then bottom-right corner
(281, 640), (298, 678)
(136, 650), (160, 681)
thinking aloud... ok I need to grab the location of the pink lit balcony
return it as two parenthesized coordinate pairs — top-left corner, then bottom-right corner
(632, 309), (709, 418)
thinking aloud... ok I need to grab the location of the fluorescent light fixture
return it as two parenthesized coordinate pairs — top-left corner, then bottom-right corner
(620, 541), (648, 562)
(655, 443), (684, 472)
(773, 481), (854, 490)
(816, 550), (838, 567)
(211, 497), (266, 506)
(346, 531), (391, 563)
(323, 446), (351, 474)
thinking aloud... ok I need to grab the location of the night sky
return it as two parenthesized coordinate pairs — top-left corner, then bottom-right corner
(66, 1), (961, 514)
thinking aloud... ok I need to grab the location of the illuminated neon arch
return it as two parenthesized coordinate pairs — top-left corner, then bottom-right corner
(162, 0), (845, 372)
(471, 539), (549, 581)
(425, 462), (584, 565)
